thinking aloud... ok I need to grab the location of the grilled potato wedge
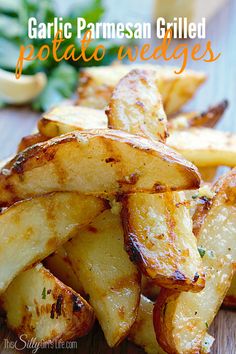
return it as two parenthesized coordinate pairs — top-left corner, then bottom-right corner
(44, 247), (84, 294)
(223, 273), (236, 308)
(153, 169), (236, 353)
(129, 295), (165, 354)
(18, 133), (48, 152)
(169, 100), (228, 130)
(129, 296), (214, 354)
(0, 130), (200, 207)
(0, 192), (107, 293)
(1, 264), (94, 343)
(65, 210), (141, 347)
(38, 106), (107, 138)
(108, 72), (203, 291)
(122, 192), (204, 291)
(167, 127), (236, 167)
(107, 69), (168, 142)
(77, 64), (206, 114)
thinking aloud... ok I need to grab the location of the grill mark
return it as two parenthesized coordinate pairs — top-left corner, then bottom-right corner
(71, 294), (83, 312)
(55, 294), (63, 317)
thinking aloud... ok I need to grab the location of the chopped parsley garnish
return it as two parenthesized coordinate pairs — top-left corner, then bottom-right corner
(198, 246), (206, 258)
(42, 287), (46, 300)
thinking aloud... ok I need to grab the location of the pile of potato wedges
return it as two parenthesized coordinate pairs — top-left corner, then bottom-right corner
(0, 64), (235, 354)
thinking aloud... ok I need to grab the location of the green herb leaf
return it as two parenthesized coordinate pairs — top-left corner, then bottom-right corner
(0, 39), (22, 70)
(0, 0), (20, 16)
(0, 15), (24, 38)
(198, 246), (206, 258)
(42, 287), (46, 300)
(32, 63), (77, 111)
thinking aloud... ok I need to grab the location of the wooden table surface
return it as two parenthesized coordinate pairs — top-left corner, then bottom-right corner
(0, 0), (236, 353)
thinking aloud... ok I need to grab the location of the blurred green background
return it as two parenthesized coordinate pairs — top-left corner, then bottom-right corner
(0, 0), (127, 111)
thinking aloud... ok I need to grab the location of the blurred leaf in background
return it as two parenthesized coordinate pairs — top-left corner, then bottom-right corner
(0, 0), (125, 111)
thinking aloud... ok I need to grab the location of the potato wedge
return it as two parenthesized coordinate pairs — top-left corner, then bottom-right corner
(223, 273), (236, 308)
(44, 247), (84, 294)
(65, 210), (141, 347)
(153, 169), (236, 353)
(122, 192), (204, 291)
(0, 192), (107, 293)
(38, 106), (107, 138)
(107, 69), (168, 142)
(167, 127), (236, 167)
(108, 72), (202, 291)
(1, 264), (94, 343)
(169, 100), (228, 130)
(0, 129), (200, 207)
(77, 64), (206, 114)
(18, 133), (48, 152)
(129, 295), (165, 354)
(129, 296), (214, 354)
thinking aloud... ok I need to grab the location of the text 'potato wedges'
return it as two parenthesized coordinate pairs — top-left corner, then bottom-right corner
(154, 169), (236, 353)
(122, 192), (204, 291)
(0, 192), (107, 293)
(65, 210), (141, 347)
(1, 264), (94, 343)
(107, 69), (168, 142)
(0, 129), (200, 206)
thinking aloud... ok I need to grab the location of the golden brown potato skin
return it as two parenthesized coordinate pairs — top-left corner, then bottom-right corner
(17, 133), (48, 152)
(194, 100), (228, 128)
(1, 264), (95, 343)
(153, 289), (180, 354)
(0, 129), (200, 207)
(169, 100), (228, 130)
